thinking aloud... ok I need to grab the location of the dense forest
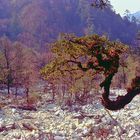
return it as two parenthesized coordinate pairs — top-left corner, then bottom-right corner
(0, 0), (139, 50)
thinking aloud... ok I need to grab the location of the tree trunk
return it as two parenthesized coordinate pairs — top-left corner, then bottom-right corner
(122, 67), (126, 87)
(101, 76), (140, 110)
(7, 80), (10, 95)
(52, 84), (55, 101)
(26, 88), (29, 105)
(7, 74), (11, 97)
(61, 84), (66, 102)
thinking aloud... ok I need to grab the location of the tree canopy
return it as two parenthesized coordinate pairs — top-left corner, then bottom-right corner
(41, 34), (140, 110)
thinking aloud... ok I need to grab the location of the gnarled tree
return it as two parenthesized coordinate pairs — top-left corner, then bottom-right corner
(41, 34), (140, 111)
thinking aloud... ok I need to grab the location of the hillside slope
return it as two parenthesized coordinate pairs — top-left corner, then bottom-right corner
(0, 0), (139, 49)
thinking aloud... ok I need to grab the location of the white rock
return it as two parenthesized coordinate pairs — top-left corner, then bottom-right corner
(54, 136), (65, 140)
(101, 117), (106, 123)
(11, 108), (16, 113)
(82, 128), (89, 135)
(71, 132), (78, 138)
(128, 130), (135, 138)
(72, 112), (81, 117)
(55, 110), (60, 116)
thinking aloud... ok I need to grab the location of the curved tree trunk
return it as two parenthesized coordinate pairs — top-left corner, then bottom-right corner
(101, 76), (140, 111)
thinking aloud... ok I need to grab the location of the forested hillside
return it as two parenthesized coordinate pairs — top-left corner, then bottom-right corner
(0, 0), (140, 139)
(0, 0), (139, 50)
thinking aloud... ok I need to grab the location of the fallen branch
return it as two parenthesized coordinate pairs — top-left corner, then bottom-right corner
(22, 123), (36, 131)
(0, 123), (16, 132)
(73, 111), (95, 120)
(10, 105), (37, 111)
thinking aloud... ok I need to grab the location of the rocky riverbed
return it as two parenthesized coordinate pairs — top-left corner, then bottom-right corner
(0, 90), (140, 140)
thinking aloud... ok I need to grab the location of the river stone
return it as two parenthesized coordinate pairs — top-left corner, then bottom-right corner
(128, 130), (135, 138)
(71, 132), (78, 138)
(82, 128), (90, 135)
(54, 136), (65, 140)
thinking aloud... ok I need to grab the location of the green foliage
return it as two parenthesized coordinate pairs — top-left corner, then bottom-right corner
(41, 34), (128, 95)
